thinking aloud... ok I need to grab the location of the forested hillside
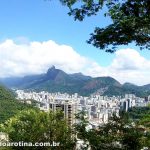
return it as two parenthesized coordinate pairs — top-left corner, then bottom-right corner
(0, 85), (36, 123)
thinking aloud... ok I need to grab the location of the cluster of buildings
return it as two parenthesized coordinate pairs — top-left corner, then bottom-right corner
(16, 90), (150, 127)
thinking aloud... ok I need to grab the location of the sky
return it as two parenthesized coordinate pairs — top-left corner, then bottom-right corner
(0, 0), (150, 85)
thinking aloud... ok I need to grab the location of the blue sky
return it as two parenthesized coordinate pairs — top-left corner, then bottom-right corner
(0, 0), (150, 85)
(0, 0), (114, 65)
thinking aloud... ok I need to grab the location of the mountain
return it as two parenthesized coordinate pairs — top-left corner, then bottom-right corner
(0, 85), (15, 100)
(0, 66), (150, 97)
(122, 83), (150, 97)
(0, 85), (36, 123)
(69, 72), (92, 81)
(142, 84), (150, 91)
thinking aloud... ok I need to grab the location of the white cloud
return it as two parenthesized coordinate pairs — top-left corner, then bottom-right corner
(81, 48), (150, 85)
(109, 48), (150, 85)
(0, 39), (88, 77)
(111, 48), (150, 70)
(0, 39), (150, 85)
(84, 48), (150, 85)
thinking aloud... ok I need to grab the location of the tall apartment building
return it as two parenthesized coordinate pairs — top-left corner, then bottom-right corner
(49, 100), (77, 126)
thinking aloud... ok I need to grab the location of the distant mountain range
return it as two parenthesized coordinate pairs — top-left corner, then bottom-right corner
(0, 66), (150, 97)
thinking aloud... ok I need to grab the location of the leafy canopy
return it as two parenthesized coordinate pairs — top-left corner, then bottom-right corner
(74, 111), (149, 150)
(0, 109), (75, 150)
(59, 0), (150, 52)
(0, 85), (36, 124)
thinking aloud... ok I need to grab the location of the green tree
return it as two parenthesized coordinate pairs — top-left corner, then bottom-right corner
(74, 111), (90, 150)
(0, 85), (36, 124)
(128, 106), (150, 120)
(139, 112), (150, 148)
(0, 109), (75, 150)
(58, 0), (150, 52)
(127, 106), (150, 148)
(75, 111), (146, 150)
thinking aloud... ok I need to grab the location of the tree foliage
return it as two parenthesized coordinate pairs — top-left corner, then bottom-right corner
(75, 111), (149, 150)
(0, 86), (36, 124)
(0, 109), (75, 150)
(59, 0), (150, 52)
(0, 108), (150, 149)
(128, 106), (150, 120)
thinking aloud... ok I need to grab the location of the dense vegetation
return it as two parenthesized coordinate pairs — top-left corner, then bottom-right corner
(0, 85), (37, 123)
(0, 109), (75, 150)
(128, 106), (150, 147)
(73, 110), (150, 150)
(0, 104), (150, 149)
(128, 106), (150, 120)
